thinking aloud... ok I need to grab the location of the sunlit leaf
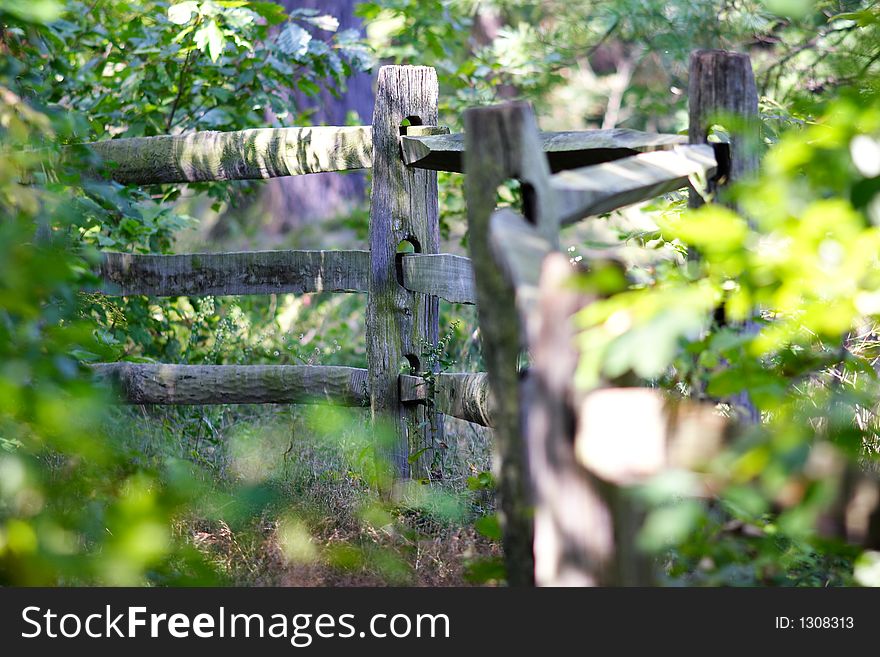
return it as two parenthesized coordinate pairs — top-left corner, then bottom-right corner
(277, 21), (311, 57)
(167, 1), (198, 26)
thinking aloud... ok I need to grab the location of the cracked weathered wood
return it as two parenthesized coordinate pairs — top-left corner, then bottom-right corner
(98, 250), (369, 297)
(366, 66), (443, 478)
(465, 102), (561, 585)
(84, 126), (372, 185)
(399, 372), (494, 427)
(552, 144), (717, 226)
(92, 363), (369, 406)
(399, 253), (476, 305)
(402, 128), (686, 173)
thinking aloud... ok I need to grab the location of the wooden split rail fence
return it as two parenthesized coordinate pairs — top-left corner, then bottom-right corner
(89, 64), (698, 478)
(88, 48), (880, 585)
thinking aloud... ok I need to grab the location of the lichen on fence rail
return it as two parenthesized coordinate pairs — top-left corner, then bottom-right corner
(83, 126), (373, 185)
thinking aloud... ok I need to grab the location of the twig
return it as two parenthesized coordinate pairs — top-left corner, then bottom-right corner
(166, 49), (193, 133)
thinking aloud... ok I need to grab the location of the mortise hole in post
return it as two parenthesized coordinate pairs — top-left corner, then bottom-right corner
(399, 115), (424, 135)
(711, 142), (731, 185)
(399, 354), (421, 376)
(496, 180), (538, 226)
(521, 182), (538, 226)
(395, 237), (421, 286)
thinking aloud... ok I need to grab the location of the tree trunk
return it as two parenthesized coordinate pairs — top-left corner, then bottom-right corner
(264, 0), (375, 233)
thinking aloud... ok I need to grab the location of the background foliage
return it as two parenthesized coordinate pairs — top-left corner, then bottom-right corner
(2, 0), (880, 585)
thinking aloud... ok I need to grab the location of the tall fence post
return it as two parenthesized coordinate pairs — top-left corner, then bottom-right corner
(464, 103), (556, 586)
(688, 49), (761, 423)
(366, 66), (443, 480)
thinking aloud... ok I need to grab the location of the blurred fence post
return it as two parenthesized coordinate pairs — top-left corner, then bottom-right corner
(464, 102), (556, 586)
(366, 66), (443, 479)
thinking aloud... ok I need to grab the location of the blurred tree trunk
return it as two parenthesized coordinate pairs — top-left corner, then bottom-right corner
(264, 0), (374, 234)
(472, 7), (517, 100)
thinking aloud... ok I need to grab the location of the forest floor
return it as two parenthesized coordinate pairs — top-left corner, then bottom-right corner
(112, 404), (499, 586)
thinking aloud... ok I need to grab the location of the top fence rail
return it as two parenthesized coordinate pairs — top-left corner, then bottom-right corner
(80, 124), (688, 185)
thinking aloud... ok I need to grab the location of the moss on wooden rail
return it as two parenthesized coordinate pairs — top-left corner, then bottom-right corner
(98, 249), (370, 297)
(92, 363), (369, 406)
(84, 126), (372, 185)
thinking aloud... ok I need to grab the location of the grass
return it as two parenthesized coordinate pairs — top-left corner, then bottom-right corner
(109, 403), (499, 586)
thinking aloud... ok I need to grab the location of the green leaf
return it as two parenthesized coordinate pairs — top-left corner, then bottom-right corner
(407, 446), (430, 464)
(466, 470), (495, 490)
(167, 1), (199, 26)
(195, 20), (225, 62)
(658, 205), (748, 253)
(854, 551), (880, 587)
(277, 22), (311, 57)
(296, 77), (321, 96)
(834, 9), (879, 26)
(762, 0), (812, 19)
(464, 557), (506, 584)
(247, 1), (288, 25)
(638, 501), (704, 552)
(0, 0), (61, 23)
(474, 514), (502, 541)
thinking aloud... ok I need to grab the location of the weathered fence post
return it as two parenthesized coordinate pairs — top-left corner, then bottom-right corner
(366, 66), (443, 479)
(688, 49), (761, 423)
(464, 103), (557, 585)
(688, 49), (759, 207)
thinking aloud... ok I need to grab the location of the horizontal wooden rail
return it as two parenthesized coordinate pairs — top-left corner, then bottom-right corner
(83, 126), (372, 185)
(574, 388), (731, 486)
(399, 253), (476, 304)
(92, 363), (369, 406)
(400, 372), (494, 427)
(401, 128), (686, 173)
(552, 144), (717, 226)
(98, 249), (369, 297)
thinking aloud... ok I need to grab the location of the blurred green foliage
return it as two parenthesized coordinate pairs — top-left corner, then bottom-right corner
(573, 72), (880, 584)
(4, 0), (880, 586)
(0, 0), (379, 585)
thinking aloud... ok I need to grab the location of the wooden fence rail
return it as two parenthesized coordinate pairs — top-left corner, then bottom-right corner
(401, 128), (686, 173)
(85, 126), (373, 185)
(98, 249), (370, 297)
(92, 363), (369, 406)
(400, 372), (494, 427)
(97, 250), (477, 303)
(552, 143), (718, 226)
